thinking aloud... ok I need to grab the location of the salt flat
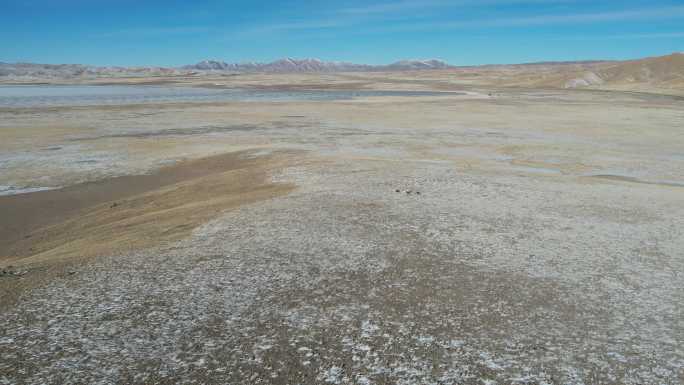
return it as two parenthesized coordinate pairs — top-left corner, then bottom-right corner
(1, 74), (683, 384)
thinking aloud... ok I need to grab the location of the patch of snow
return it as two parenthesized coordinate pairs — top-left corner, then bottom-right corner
(361, 320), (380, 338)
(564, 71), (604, 88)
(0, 185), (58, 196)
(320, 366), (344, 384)
(416, 335), (434, 345)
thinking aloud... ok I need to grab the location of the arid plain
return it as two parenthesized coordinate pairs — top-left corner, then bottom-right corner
(1, 57), (684, 384)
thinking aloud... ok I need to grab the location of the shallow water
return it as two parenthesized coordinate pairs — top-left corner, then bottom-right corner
(0, 185), (58, 196)
(0, 85), (460, 107)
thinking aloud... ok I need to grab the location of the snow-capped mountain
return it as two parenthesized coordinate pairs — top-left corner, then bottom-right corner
(386, 59), (449, 70)
(182, 58), (449, 73)
(0, 58), (452, 79)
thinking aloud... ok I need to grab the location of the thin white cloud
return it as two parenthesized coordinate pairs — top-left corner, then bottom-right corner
(230, 19), (352, 39)
(338, 0), (581, 15)
(94, 26), (210, 38)
(237, 0), (586, 37)
(232, 4), (684, 41)
(481, 5), (684, 27)
(359, 5), (684, 33)
(338, 0), (452, 15)
(548, 32), (684, 40)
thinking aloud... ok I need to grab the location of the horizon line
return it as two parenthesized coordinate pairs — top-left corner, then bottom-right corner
(2, 51), (682, 69)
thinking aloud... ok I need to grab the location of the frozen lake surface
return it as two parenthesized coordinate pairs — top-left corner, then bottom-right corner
(0, 85), (460, 107)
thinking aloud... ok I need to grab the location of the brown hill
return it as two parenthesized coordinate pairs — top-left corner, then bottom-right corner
(563, 53), (684, 92)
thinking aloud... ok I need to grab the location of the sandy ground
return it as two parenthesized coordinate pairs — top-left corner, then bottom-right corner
(1, 76), (683, 384)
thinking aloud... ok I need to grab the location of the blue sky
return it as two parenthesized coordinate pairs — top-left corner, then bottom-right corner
(2, 0), (684, 66)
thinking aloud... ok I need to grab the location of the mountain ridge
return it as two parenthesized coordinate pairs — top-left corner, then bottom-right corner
(0, 58), (451, 78)
(182, 58), (450, 72)
(1, 53), (682, 93)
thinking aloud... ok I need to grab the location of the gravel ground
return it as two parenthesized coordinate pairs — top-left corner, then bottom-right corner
(1, 86), (683, 384)
(2, 158), (683, 384)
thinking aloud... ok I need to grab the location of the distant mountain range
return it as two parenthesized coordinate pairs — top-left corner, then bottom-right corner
(184, 58), (371, 72)
(0, 63), (184, 79)
(183, 58), (450, 72)
(2, 54), (682, 93)
(0, 58), (450, 79)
